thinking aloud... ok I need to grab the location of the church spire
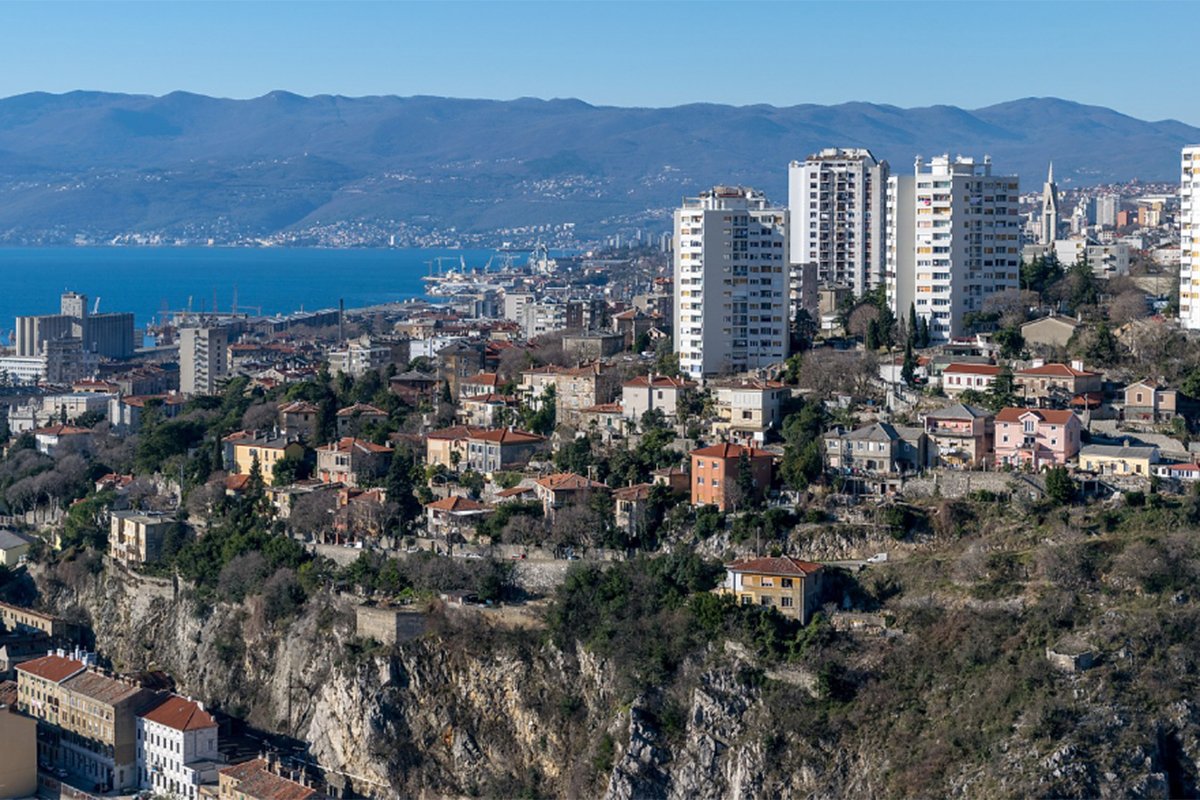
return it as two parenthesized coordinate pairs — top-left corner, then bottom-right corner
(1048, 161), (1054, 185)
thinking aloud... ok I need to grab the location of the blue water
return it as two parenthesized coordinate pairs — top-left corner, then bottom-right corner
(0, 247), (506, 331)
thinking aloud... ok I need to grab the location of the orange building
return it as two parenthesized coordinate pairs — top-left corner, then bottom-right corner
(688, 443), (773, 511)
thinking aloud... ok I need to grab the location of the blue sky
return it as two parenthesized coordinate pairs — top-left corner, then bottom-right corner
(0, 1), (1194, 123)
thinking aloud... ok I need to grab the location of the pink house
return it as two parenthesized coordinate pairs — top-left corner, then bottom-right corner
(941, 363), (1001, 397)
(923, 403), (994, 467)
(994, 408), (1081, 468)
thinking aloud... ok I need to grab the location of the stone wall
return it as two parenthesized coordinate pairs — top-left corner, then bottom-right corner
(900, 470), (1016, 499)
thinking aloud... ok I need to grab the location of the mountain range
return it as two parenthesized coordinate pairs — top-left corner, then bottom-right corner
(0, 91), (1194, 244)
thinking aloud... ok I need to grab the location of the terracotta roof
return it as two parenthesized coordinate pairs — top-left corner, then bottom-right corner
(279, 401), (320, 414)
(495, 485), (536, 498)
(218, 759), (317, 800)
(581, 402), (624, 414)
(426, 425), (489, 441)
(462, 393), (518, 405)
(613, 483), (654, 501)
(690, 442), (773, 459)
(624, 374), (700, 388)
(995, 407), (1076, 424)
(468, 428), (544, 445)
(425, 495), (489, 512)
(0, 679), (16, 707)
(714, 378), (785, 391)
(943, 363), (1001, 376)
(535, 472), (608, 491)
(320, 437), (392, 454)
(32, 424), (91, 436)
(462, 373), (501, 386)
(222, 429), (257, 443)
(15, 654), (85, 683)
(336, 403), (388, 417)
(141, 694), (217, 731)
(61, 670), (146, 705)
(225, 474), (251, 492)
(725, 556), (823, 577)
(1016, 363), (1098, 378)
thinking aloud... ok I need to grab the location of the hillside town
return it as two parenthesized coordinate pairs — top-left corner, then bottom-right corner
(2, 144), (1200, 799)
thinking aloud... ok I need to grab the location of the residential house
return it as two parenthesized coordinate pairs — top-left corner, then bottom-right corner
(31, 424), (92, 456)
(651, 466), (690, 495)
(316, 438), (392, 488)
(425, 427), (546, 473)
(277, 401), (321, 441)
(1123, 380), (1195, 423)
(110, 512), (176, 567)
(993, 408), (1082, 468)
(518, 365), (564, 410)
(109, 394), (188, 434)
(533, 473), (609, 519)
(712, 380), (787, 444)
(136, 695), (222, 800)
(578, 403), (628, 439)
(457, 394), (520, 427)
(719, 557), (825, 624)
(1021, 315), (1081, 349)
(613, 483), (654, 541)
(328, 336), (390, 377)
(389, 370), (439, 406)
(227, 435), (307, 485)
(555, 364), (623, 427)
(1013, 361), (1102, 407)
(424, 496), (492, 540)
(0, 602), (70, 639)
(0, 686), (37, 799)
(941, 363), (1001, 398)
(217, 757), (320, 800)
(689, 443), (774, 511)
(1155, 462), (1200, 482)
(923, 404), (994, 467)
(612, 308), (656, 349)
(823, 423), (931, 476)
(621, 375), (697, 424)
(336, 403), (389, 437)
(563, 332), (625, 361)
(17, 657), (163, 793)
(438, 341), (485, 399)
(1078, 444), (1159, 477)
(0, 530), (33, 568)
(458, 372), (503, 400)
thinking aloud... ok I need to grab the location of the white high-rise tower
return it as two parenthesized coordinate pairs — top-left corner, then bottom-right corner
(1040, 162), (1060, 245)
(674, 186), (789, 378)
(1180, 146), (1200, 329)
(886, 155), (1021, 342)
(787, 148), (889, 299)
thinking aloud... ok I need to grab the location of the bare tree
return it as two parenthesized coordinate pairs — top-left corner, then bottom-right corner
(1108, 290), (1149, 326)
(982, 289), (1039, 329)
(242, 401), (280, 433)
(289, 490), (337, 541)
(846, 305), (879, 340)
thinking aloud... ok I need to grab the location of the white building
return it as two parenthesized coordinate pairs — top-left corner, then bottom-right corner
(621, 374), (697, 422)
(1039, 163), (1060, 245)
(136, 695), (222, 799)
(788, 148), (888, 299)
(179, 326), (229, 396)
(886, 155), (1021, 342)
(328, 336), (390, 377)
(1053, 238), (1131, 279)
(1181, 146), (1200, 329)
(1096, 193), (1119, 228)
(674, 186), (789, 378)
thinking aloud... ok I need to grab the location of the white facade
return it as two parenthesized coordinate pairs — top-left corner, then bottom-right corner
(329, 336), (390, 377)
(1096, 193), (1119, 228)
(788, 148), (888, 298)
(1052, 238), (1131, 279)
(886, 155), (1021, 342)
(674, 186), (789, 378)
(136, 699), (221, 800)
(179, 327), (229, 396)
(0, 355), (49, 385)
(1181, 146), (1200, 329)
(1039, 163), (1060, 245)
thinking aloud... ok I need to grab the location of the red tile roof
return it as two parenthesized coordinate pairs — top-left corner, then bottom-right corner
(219, 759), (317, 800)
(320, 437), (392, 454)
(426, 425), (489, 441)
(535, 473), (608, 491)
(725, 556), (823, 577)
(624, 375), (697, 389)
(613, 483), (654, 501)
(468, 428), (544, 445)
(279, 401), (320, 414)
(336, 403), (388, 417)
(690, 442), (773, 459)
(495, 485), (536, 498)
(225, 474), (251, 492)
(32, 424), (91, 436)
(462, 373), (501, 386)
(141, 694), (217, 731)
(15, 654), (85, 683)
(1017, 363), (1097, 378)
(994, 407), (1076, 424)
(943, 363), (1001, 376)
(425, 495), (489, 512)
(581, 402), (624, 414)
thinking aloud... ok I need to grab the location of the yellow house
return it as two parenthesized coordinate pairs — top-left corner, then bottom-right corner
(1078, 444), (1159, 476)
(719, 556), (824, 624)
(0, 706), (37, 799)
(228, 435), (307, 485)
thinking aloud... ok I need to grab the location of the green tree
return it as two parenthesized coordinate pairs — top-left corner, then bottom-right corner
(1044, 466), (1075, 505)
(918, 315), (931, 348)
(1084, 321), (1120, 366)
(994, 326), (1024, 359)
(901, 340), (917, 387)
(907, 304), (919, 348)
(385, 447), (423, 531)
(792, 308), (817, 353)
(779, 400), (827, 490)
(735, 452), (761, 510)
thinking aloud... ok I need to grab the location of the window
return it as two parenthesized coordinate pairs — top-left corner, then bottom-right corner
(780, 596), (793, 608)
(780, 578), (793, 588)
(760, 596), (773, 606)
(760, 577), (773, 587)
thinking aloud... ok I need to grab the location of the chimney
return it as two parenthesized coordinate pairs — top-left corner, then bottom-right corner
(1071, 359), (1084, 372)
(1032, 358), (1045, 369)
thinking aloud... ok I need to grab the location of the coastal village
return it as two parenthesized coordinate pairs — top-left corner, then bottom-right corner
(0, 150), (1199, 799)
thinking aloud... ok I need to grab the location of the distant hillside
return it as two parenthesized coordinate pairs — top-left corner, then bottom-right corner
(0, 92), (1193, 244)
